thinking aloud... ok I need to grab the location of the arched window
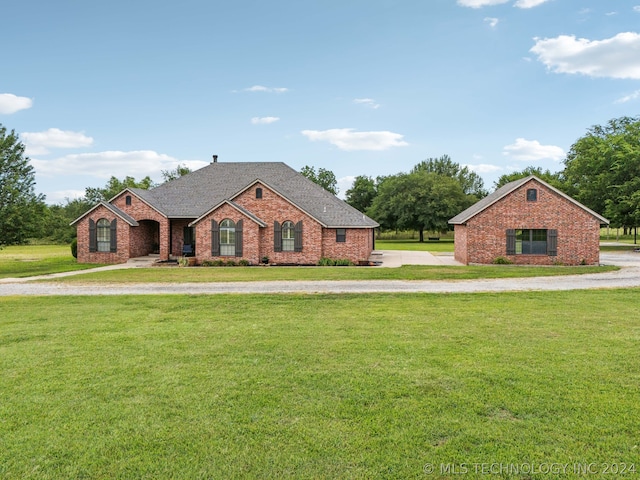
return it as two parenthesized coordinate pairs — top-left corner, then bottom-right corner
(282, 221), (295, 251)
(97, 218), (111, 252)
(220, 219), (236, 256)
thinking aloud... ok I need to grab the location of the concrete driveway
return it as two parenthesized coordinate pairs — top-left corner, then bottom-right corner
(369, 250), (462, 267)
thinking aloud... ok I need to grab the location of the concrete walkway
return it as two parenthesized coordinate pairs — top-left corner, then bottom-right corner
(0, 251), (639, 296)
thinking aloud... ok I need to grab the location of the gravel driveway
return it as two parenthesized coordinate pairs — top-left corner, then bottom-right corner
(1, 252), (639, 296)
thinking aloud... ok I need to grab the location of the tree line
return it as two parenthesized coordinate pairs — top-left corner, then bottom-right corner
(2, 115), (640, 247)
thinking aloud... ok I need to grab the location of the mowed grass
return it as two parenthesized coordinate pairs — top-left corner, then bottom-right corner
(376, 239), (455, 252)
(48, 263), (618, 283)
(1, 292), (639, 479)
(0, 245), (101, 279)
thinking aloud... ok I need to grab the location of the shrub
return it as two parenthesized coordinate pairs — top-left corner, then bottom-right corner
(177, 256), (189, 267)
(225, 260), (237, 267)
(201, 259), (225, 267)
(70, 238), (77, 258)
(317, 258), (355, 266)
(334, 258), (354, 266)
(492, 256), (513, 265)
(238, 259), (250, 266)
(317, 257), (335, 266)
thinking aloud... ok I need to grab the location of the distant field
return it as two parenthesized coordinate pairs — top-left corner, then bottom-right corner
(376, 238), (455, 252)
(1, 291), (639, 478)
(0, 245), (100, 279)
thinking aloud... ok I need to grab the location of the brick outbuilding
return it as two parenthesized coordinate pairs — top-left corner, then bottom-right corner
(72, 161), (378, 265)
(448, 175), (609, 265)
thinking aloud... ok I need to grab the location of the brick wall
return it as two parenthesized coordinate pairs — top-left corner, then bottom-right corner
(453, 224), (468, 264)
(112, 192), (170, 260)
(458, 180), (602, 265)
(77, 185), (376, 265)
(75, 205), (131, 264)
(192, 183), (375, 265)
(321, 228), (374, 263)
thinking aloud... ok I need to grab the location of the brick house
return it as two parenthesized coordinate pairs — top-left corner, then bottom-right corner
(448, 175), (608, 265)
(72, 162), (379, 265)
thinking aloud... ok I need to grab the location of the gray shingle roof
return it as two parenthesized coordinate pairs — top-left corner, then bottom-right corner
(134, 162), (378, 228)
(70, 201), (139, 226)
(448, 175), (609, 225)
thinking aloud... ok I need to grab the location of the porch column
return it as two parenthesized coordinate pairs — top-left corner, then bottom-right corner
(159, 219), (171, 261)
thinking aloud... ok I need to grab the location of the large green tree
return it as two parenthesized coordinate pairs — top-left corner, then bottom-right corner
(563, 116), (640, 230)
(84, 175), (156, 204)
(300, 165), (338, 195)
(161, 163), (192, 183)
(0, 124), (46, 246)
(368, 171), (468, 242)
(494, 166), (565, 190)
(345, 175), (377, 212)
(412, 154), (487, 199)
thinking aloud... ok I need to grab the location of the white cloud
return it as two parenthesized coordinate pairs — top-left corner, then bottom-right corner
(615, 90), (640, 104)
(465, 163), (503, 173)
(530, 32), (640, 79)
(251, 116), (280, 125)
(457, 0), (509, 8)
(514, 0), (551, 8)
(353, 98), (380, 109)
(634, 6), (640, 12)
(30, 150), (209, 179)
(301, 128), (408, 151)
(22, 128), (94, 155)
(0, 93), (33, 114)
(502, 138), (565, 161)
(484, 17), (499, 28)
(337, 176), (356, 199)
(46, 189), (86, 204)
(243, 85), (288, 93)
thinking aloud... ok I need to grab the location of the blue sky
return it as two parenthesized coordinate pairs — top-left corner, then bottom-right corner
(2, 0), (640, 203)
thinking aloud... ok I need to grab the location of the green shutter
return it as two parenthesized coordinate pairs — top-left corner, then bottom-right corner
(274, 221), (282, 252)
(211, 220), (220, 256)
(110, 219), (117, 252)
(89, 219), (97, 252)
(235, 219), (243, 257)
(506, 229), (516, 255)
(294, 220), (303, 252)
(547, 229), (558, 256)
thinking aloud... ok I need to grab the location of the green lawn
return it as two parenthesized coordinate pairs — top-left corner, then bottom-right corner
(0, 244), (622, 282)
(46, 263), (617, 283)
(1, 292), (639, 478)
(376, 239), (455, 252)
(0, 245), (101, 279)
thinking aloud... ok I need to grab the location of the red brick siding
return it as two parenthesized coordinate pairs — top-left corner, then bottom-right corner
(453, 224), (468, 264)
(456, 180), (602, 265)
(78, 184), (376, 265)
(111, 192), (171, 260)
(321, 228), (374, 263)
(75, 205), (130, 264)
(192, 183), (375, 265)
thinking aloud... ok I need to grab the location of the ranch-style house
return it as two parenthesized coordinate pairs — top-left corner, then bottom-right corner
(72, 161), (379, 265)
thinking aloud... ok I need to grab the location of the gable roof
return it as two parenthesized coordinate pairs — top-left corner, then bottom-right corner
(70, 201), (140, 226)
(134, 162), (378, 228)
(448, 175), (609, 225)
(191, 199), (267, 227)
